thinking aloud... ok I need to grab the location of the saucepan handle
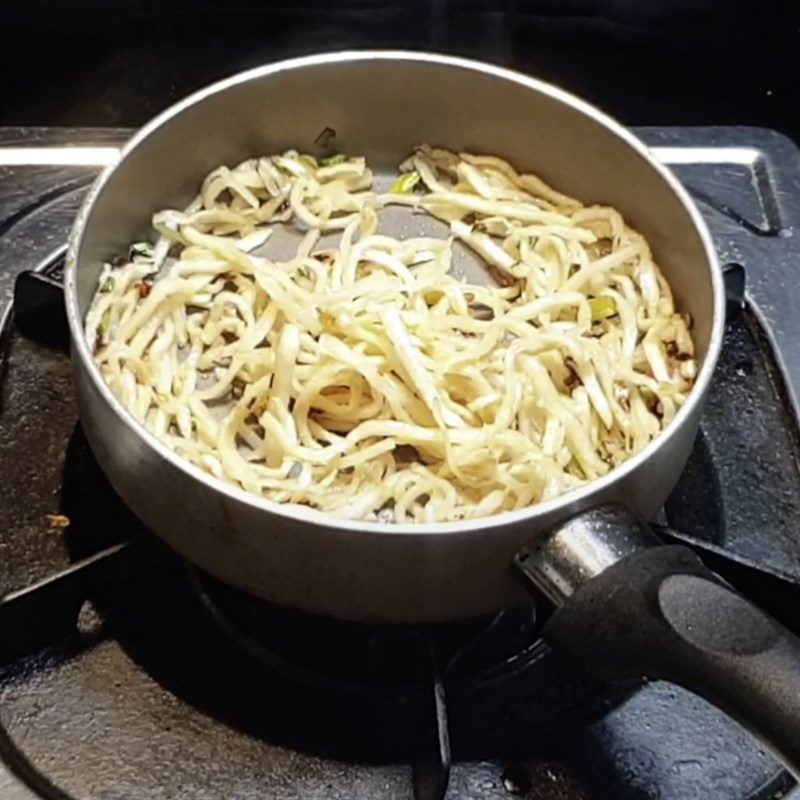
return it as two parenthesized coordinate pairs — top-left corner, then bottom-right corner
(513, 505), (800, 780)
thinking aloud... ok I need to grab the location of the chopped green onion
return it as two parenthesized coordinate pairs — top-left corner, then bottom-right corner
(99, 277), (115, 293)
(588, 296), (617, 321)
(390, 171), (422, 194)
(319, 153), (347, 167)
(98, 308), (111, 336)
(130, 242), (154, 259)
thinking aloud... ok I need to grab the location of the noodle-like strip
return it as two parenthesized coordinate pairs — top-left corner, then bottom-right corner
(86, 146), (696, 522)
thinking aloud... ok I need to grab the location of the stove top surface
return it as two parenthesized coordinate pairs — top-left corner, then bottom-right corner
(1, 126), (799, 800)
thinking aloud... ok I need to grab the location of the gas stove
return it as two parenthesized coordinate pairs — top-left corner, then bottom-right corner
(1, 126), (800, 800)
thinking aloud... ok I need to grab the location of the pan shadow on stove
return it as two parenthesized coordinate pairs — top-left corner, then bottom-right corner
(663, 431), (723, 543)
(59, 426), (627, 767)
(665, 306), (800, 571)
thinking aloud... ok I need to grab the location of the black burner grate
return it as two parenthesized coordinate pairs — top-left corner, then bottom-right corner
(0, 249), (796, 800)
(2, 126), (800, 800)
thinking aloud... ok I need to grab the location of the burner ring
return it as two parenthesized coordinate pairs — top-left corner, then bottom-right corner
(186, 563), (554, 695)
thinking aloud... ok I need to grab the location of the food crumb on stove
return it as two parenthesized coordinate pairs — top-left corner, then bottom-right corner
(46, 513), (70, 530)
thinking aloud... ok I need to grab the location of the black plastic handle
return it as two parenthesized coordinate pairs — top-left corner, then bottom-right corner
(533, 544), (800, 778)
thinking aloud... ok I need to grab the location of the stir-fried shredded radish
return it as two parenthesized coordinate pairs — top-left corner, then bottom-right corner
(86, 145), (696, 523)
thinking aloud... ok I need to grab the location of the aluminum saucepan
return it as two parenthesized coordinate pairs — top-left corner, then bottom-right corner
(64, 51), (800, 775)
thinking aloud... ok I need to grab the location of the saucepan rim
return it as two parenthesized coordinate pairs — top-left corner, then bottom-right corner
(64, 49), (725, 536)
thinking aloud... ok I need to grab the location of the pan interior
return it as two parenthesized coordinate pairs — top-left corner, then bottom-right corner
(185, 182), (494, 432)
(260, 170), (491, 285)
